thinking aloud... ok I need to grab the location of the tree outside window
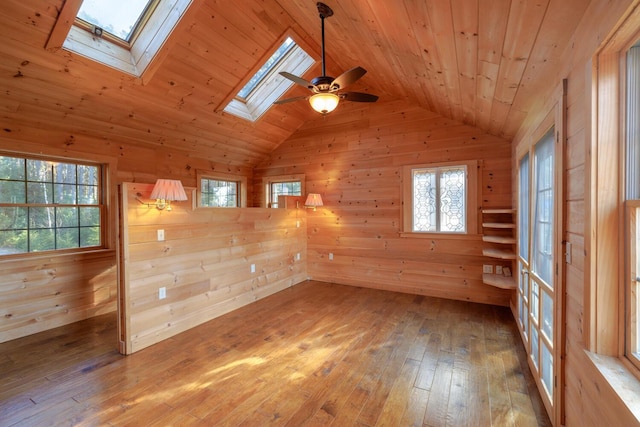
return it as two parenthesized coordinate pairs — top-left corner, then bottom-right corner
(0, 155), (102, 255)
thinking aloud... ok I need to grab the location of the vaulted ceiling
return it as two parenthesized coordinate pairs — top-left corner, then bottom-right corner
(1, 0), (590, 169)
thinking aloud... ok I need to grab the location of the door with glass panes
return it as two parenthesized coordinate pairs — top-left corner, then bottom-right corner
(517, 126), (560, 422)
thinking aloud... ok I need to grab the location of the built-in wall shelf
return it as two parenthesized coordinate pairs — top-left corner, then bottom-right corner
(482, 209), (514, 214)
(482, 235), (517, 244)
(482, 248), (517, 259)
(482, 222), (516, 229)
(481, 208), (516, 290)
(482, 273), (517, 290)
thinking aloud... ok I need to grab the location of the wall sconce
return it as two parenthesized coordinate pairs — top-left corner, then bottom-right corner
(138, 179), (188, 211)
(304, 193), (323, 211)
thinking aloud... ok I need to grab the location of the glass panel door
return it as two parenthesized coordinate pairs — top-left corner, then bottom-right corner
(532, 129), (555, 402)
(518, 153), (530, 342)
(517, 127), (557, 417)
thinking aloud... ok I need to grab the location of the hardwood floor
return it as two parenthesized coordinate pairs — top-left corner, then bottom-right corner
(0, 281), (551, 426)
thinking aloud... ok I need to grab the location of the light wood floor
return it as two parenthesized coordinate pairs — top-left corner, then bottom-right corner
(0, 281), (551, 426)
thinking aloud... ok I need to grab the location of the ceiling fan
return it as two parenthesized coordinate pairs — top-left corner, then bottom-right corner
(274, 2), (379, 114)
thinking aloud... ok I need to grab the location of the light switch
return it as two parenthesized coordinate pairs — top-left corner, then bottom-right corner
(329, 253), (334, 261)
(159, 287), (166, 299)
(296, 253), (301, 261)
(157, 229), (165, 241)
(251, 264), (256, 273)
(565, 242), (572, 264)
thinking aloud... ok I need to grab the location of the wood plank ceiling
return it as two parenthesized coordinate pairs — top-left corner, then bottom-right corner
(0, 0), (590, 169)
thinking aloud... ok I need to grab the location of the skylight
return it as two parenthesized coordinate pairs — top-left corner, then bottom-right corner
(237, 37), (295, 99)
(49, 0), (193, 79)
(223, 36), (315, 122)
(76, 0), (156, 43)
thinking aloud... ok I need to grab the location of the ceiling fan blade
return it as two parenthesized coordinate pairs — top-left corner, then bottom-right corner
(340, 92), (379, 102)
(273, 96), (308, 105)
(279, 72), (313, 90)
(330, 66), (367, 91)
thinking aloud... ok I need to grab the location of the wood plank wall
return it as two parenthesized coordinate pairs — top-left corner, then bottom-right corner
(512, 0), (639, 425)
(254, 100), (513, 307)
(0, 250), (116, 343)
(120, 183), (307, 354)
(0, 133), (252, 343)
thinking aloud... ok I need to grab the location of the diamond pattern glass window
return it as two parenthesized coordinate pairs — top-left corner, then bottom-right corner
(200, 178), (238, 208)
(412, 166), (466, 233)
(0, 155), (103, 255)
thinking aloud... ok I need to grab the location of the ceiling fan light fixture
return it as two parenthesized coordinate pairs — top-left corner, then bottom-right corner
(309, 92), (339, 114)
(274, 2), (378, 111)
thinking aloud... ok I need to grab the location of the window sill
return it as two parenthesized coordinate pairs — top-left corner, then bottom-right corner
(0, 248), (116, 264)
(399, 232), (483, 240)
(585, 350), (640, 422)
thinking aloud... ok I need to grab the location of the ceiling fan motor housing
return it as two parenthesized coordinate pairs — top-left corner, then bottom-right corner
(310, 75), (336, 92)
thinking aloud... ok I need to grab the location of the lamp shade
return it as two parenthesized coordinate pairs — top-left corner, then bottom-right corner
(309, 93), (339, 114)
(304, 193), (323, 208)
(150, 179), (188, 201)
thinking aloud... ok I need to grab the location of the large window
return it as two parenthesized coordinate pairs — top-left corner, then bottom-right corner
(626, 40), (640, 371)
(402, 161), (478, 235)
(0, 155), (103, 255)
(591, 5), (640, 395)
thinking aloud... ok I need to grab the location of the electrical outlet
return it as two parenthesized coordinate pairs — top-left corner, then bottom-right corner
(495, 266), (503, 275)
(329, 253), (334, 261)
(159, 287), (166, 299)
(251, 264), (256, 273)
(483, 264), (493, 274)
(296, 220), (300, 228)
(157, 229), (165, 241)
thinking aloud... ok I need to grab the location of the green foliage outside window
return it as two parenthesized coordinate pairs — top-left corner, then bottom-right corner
(201, 178), (238, 207)
(0, 155), (102, 255)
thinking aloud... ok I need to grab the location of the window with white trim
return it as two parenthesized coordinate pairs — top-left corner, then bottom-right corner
(76, 0), (158, 45)
(402, 161), (478, 235)
(0, 154), (104, 255)
(223, 36), (315, 122)
(48, 0), (190, 78)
